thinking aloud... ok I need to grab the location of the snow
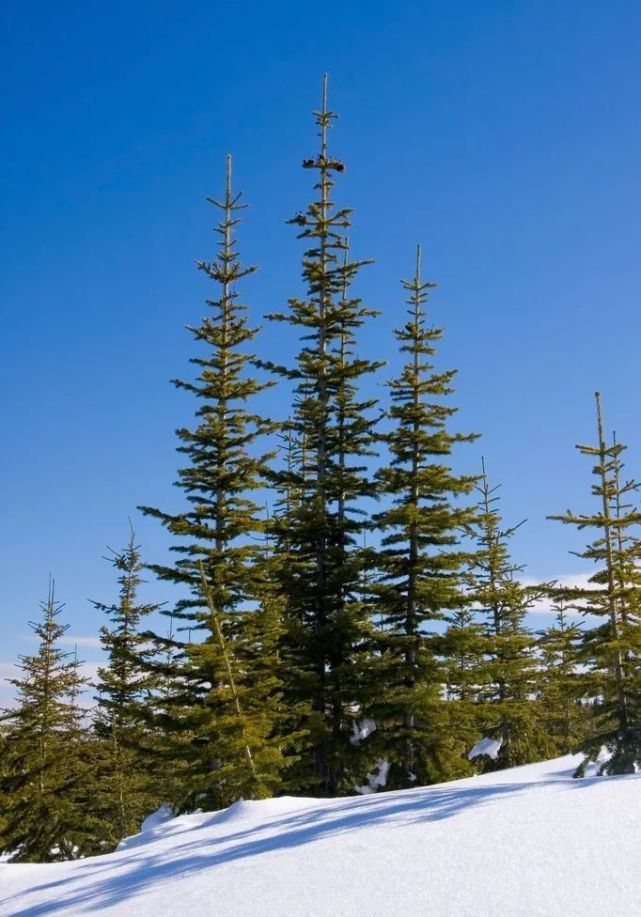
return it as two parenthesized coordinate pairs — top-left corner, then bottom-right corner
(349, 717), (376, 745)
(356, 759), (390, 794)
(1, 755), (640, 916)
(468, 736), (503, 760)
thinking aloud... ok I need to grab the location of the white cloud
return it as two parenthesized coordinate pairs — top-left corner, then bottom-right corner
(59, 635), (103, 650)
(524, 572), (599, 614)
(0, 660), (101, 712)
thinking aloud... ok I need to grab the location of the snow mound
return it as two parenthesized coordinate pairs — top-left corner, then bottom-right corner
(1, 755), (640, 916)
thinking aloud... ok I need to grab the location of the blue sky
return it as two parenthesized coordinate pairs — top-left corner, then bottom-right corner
(1, 0), (640, 699)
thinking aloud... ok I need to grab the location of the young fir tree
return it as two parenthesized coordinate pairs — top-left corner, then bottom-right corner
(537, 600), (591, 755)
(370, 245), (479, 789)
(139, 156), (285, 809)
(0, 582), (90, 862)
(470, 462), (555, 770)
(91, 529), (165, 847)
(549, 393), (641, 775)
(437, 605), (488, 763)
(260, 76), (382, 795)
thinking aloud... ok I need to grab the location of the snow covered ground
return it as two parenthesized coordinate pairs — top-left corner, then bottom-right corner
(1, 755), (639, 916)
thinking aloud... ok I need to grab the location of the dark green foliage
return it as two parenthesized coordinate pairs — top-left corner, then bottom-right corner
(0, 583), (91, 862)
(260, 76), (382, 795)
(91, 530), (166, 847)
(549, 393), (641, 775)
(470, 463), (555, 770)
(370, 246), (479, 789)
(139, 156), (285, 809)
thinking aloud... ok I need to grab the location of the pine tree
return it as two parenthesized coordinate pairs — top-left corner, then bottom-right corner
(91, 529), (164, 846)
(0, 582), (90, 862)
(470, 462), (554, 770)
(260, 76), (382, 795)
(139, 155), (285, 809)
(370, 245), (478, 788)
(549, 392), (641, 775)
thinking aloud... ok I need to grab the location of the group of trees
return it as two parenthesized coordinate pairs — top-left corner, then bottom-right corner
(2, 78), (640, 862)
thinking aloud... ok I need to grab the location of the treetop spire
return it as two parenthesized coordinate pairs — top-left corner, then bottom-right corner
(302, 73), (344, 173)
(226, 152), (232, 200)
(595, 390), (605, 449)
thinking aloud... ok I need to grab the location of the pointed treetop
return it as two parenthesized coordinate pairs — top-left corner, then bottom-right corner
(320, 72), (330, 156)
(302, 74), (344, 173)
(595, 390), (605, 448)
(226, 153), (233, 201)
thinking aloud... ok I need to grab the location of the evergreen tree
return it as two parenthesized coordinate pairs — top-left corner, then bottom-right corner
(549, 392), (641, 775)
(370, 245), (478, 789)
(260, 75), (382, 795)
(437, 606), (488, 765)
(0, 582), (90, 862)
(470, 462), (554, 770)
(91, 529), (164, 846)
(139, 155), (285, 809)
(537, 600), (591, 754)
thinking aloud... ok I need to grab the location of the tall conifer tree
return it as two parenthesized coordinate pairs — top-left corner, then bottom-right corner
(549, 393), (641, 774)
(370, 245), (478, 788)
(261, 76), (381, 795)
(139, 156), (285, 809)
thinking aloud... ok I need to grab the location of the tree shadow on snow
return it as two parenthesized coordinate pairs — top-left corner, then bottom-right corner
(1, 776), (586, 915)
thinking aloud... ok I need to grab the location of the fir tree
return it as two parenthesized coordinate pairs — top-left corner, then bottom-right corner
(437, 605), (488, 765)
(0, 582), (90, 862)
(370, 245), (478, 788)
(139, 155), (285, 809)
(91, 529), (164, 846)
(537, 600), (591, 754)
(549, 393), (641, 775)
(470, 462), (554, 770)
(260, 76), (382, 795)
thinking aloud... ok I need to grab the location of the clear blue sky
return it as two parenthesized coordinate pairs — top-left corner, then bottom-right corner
(1, 0), (640, 697)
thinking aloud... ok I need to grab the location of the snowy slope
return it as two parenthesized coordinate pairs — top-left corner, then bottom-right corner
(1, 755), (639, 916)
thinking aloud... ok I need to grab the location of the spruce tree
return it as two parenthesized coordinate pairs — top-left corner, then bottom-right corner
(139, 155), (285, 809)
(91, 529), (164, 846)
(0, 582), (89, 862)
(370, 245), (478, 788)
(260, 76), (381, 795)
(549, 393), (641, 774)
(470, 462), (554, 770)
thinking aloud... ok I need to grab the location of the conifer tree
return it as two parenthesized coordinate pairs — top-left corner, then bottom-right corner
(437, 606), (488, 763)
(139, 156), (285, 809)
(370, 245), (478, 788)
(0, 582), (90, 862)
(260, 76), (381, 795)
(91, 530), (164, 846)
(537, 601), (591, 754)
(470, 462), (554, 770)
(549, 393), (641, 775)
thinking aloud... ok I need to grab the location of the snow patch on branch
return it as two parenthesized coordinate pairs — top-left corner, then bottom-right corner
(468, 737), (502, 761)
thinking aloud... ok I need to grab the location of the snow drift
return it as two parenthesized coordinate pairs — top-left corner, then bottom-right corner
(1, 755), (639, 916)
